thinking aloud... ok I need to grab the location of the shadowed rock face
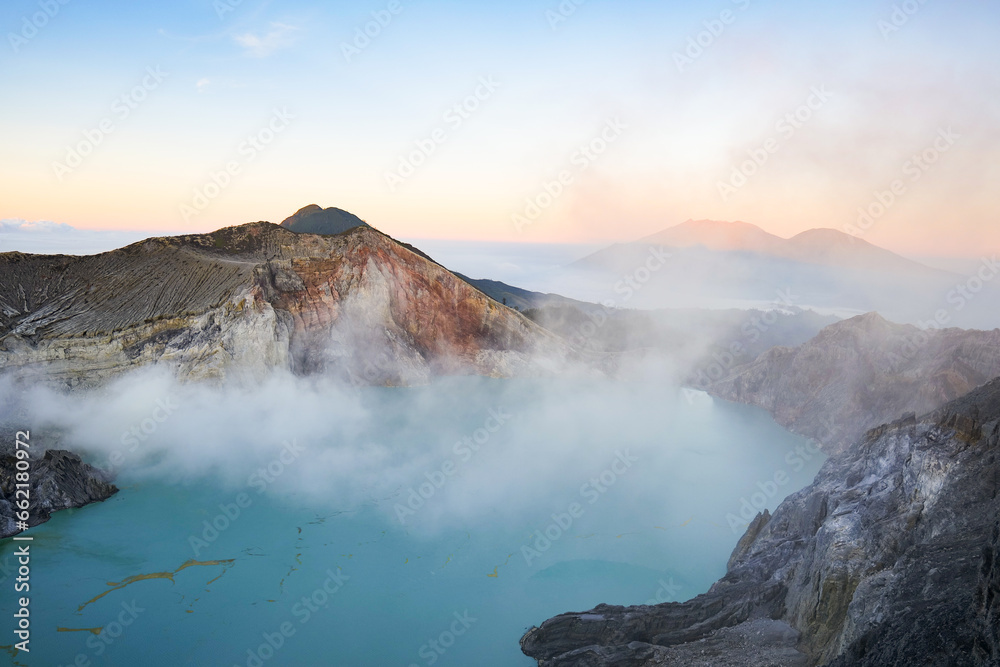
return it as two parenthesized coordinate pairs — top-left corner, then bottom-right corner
(521, 377), (1000, 666)
(706, 312), (1000, 453)
(0, 222), (575, 387)
(971, 524), (1000, 664)
(279, 204), (370, 235)
(0, 448), (118, 538)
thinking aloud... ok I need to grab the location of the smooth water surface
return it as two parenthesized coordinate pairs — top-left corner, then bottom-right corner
(0, 377), (824, 666)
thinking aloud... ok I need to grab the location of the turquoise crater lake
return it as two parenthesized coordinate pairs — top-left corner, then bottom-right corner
(0, 377), (824, 666)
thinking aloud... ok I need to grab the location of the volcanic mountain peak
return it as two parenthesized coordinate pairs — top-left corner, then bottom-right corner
(639, 220), (944, 274)
(817, 310), (897, 337)
(0, 220), (575, 387)
(641, 219), (786, 254)
(788, 227), (865, 246)
(785, 227), (942, 274)
(282, 203), (322, 221)
(279, 204), (370, 236)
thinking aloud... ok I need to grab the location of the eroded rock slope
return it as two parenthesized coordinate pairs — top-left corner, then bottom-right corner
(707, 312), (1000, 453)
(522, 376), (1000, 666)
(0, 222), (575, 387)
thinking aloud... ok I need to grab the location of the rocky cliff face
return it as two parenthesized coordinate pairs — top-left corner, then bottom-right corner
(706, 312), (1000, 453)
(521, 377), (1000, 666)
(0, 448), (118, 538)
(0, 222), (574, 387)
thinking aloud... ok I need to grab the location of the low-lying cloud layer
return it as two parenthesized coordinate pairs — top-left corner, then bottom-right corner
(0, 219), (161, 256)
(1, 368), (750, 534)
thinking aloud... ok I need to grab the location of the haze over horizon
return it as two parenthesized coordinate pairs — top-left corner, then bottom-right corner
(2, 0), (999, 256)
(2, 212), (991, 271)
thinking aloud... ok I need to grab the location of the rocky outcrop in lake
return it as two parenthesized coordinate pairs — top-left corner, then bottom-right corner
(0, 446), (118, 538)
(521, 376), (1000, 666)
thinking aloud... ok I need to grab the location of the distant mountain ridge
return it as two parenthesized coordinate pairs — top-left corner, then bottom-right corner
(636, 219), (949, 275)
(454, 274), (596, 313)
(568, 219), (994, 328)
(641, 219), (787, 255)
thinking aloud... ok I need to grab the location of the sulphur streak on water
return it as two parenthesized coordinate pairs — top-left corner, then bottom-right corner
(487, 553), (515, 578)
(76, 559), (235, 612)
(56, 627), (103, 635)
(0, 644), (28, 666)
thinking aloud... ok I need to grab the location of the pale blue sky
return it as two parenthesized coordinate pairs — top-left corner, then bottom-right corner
(2, 0), (998, 254)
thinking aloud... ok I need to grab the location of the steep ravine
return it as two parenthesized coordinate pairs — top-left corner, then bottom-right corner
(521, 377), (1000, 666)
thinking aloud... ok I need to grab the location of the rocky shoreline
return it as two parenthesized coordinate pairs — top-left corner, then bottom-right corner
(0, 446), (118, 539)
(521, 377), (1000, 666)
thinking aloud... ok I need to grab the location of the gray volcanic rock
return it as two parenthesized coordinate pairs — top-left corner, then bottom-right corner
(279, 204), (370, 235)
(706, 312), (1000, 453)
(0, 222), (577, 388)
(0, 448), (118, 538)
(522, 618), (807, 667)
(521, 377), (1000, 666)
(971, 524), (1000, 664)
